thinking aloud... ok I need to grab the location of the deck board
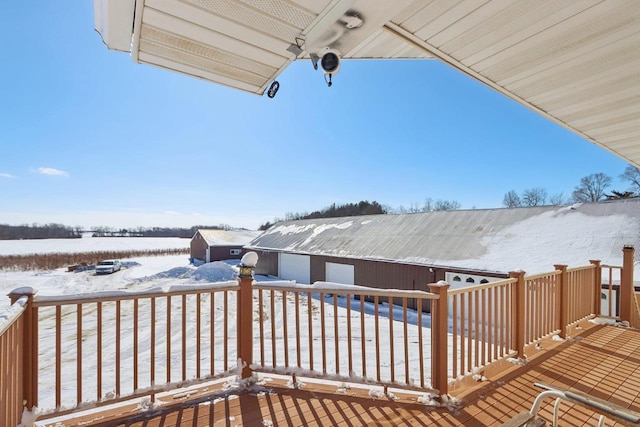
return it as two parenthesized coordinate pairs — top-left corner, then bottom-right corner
(37, 323), (640, 426)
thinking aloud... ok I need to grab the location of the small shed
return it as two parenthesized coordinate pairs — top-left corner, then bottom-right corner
(190, 229), (261, 263)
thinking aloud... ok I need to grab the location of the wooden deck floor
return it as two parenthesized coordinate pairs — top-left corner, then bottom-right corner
(38, 322), (640, 427)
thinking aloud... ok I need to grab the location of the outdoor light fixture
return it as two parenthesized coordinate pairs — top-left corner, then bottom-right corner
(239, 251), (259, 278)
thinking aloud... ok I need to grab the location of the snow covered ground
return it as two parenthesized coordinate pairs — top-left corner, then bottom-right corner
(0, 237), (190, 311)
(0, 235), (190, 256)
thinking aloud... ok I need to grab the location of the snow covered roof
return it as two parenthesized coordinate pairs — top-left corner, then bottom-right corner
(195, 229), (261, 247)
(247, 199), (640, 275)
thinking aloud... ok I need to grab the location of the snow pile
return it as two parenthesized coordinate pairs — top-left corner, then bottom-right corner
(0, 294), (28, 333)
(472, 374), (487, 382)
(417, 393), (462, 411)
(589, 317), (632, 329)
(192, 262), (238, 282)
(506, 357), (528, 365)
(137, 261), (237, 283)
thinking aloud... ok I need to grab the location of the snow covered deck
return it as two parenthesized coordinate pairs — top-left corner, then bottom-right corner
(35, 322), (640, 426)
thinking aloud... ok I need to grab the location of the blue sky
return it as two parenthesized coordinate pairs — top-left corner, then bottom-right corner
(0, 2), (632, 230)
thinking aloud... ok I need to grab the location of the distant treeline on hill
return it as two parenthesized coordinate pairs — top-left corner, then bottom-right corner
(0, 224), (239, 240)
(0, 224), (82, 240)
(92, 225), (234, 238)
(259, 201), (387, 230)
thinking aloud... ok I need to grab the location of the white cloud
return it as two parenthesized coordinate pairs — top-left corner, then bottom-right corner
(0, 173), (15, 179)
(34, 167), (69, 177)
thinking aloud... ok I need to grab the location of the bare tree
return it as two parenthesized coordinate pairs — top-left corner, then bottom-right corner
(549, 192), (567, 206)
(433, 199), (461, 211)
(422, 198), (434, 212)
(522, 187), (547, 206)
(503, 190), (521, 208)
(571, 173), (612, 202)
(620, 165), (640, 195)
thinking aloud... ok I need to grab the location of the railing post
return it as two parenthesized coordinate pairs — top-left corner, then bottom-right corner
(8, 287), (38, 410)
(590, 260), (602, 316)
(428, 281), (449, 396)
(509, 271), (526, 357)
(554, 265), (568, 338)
(237, 253), (258, 379)
(620, 245), (635, 323)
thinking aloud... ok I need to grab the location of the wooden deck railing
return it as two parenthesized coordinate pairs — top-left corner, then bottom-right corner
(621, 246), (640, 329)
(0, 294), (29, 427)
(250, 281), (441, 391)
(448, 278), (517, 379)
(11, 282), (240, 413)
(601, 265), (621, 317)
(0, 247), (636, 425)
(524, 270), (561, 346)
(445, 262), (602, 380)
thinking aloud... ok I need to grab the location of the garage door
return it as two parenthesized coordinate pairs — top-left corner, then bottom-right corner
(279, 253), (310, 284)
(326, 262), (354, 285)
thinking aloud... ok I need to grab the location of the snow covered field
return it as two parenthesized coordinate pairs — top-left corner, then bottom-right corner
(0, 237), (190, 311)
(0, 235), (190, 256)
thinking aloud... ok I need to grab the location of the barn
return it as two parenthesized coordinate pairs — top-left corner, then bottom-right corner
(246, 199), (640, 298)
(190, 229), (261, 263)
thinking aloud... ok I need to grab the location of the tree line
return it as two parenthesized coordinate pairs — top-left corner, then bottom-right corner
(0, 224), (238, 240)
(258, 198), (463, 230)
(502, 165), (640, 208)
(91, 225), (234, 238)
(258, 166), (640, 230)
(0, 223), (82, 240)
(259, 201), (387, 230)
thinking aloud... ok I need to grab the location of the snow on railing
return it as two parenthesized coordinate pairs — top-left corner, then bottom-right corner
(0, 294), (29, 427)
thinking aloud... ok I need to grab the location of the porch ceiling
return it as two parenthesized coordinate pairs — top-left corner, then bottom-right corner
(95, 0), (640, 167)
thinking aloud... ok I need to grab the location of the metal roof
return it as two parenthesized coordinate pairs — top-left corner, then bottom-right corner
(195, 229), (261, 246)
(247, 199), (640, 274)
(95, 1), (640, 168)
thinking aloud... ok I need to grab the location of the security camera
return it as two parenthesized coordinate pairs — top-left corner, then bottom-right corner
(319, 48), (341, 76)
(318, 48), (341, 87)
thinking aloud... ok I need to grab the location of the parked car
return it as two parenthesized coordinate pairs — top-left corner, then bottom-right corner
(95, 259), (122, 274)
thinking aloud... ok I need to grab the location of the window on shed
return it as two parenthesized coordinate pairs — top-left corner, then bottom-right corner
(230, 249), (241, 255)
(466, 277), (475, 283)
(452, 276), (461, 282)
(480, 279), (489, 284)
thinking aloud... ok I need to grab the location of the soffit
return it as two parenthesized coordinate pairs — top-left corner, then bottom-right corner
(385, 0), (640, 167)
(96, 1), (640, 167)
(123, 0), (430, 95)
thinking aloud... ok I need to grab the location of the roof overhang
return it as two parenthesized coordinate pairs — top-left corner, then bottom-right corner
(94, 0), (135, 52)
(94, 1), (640, 167)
